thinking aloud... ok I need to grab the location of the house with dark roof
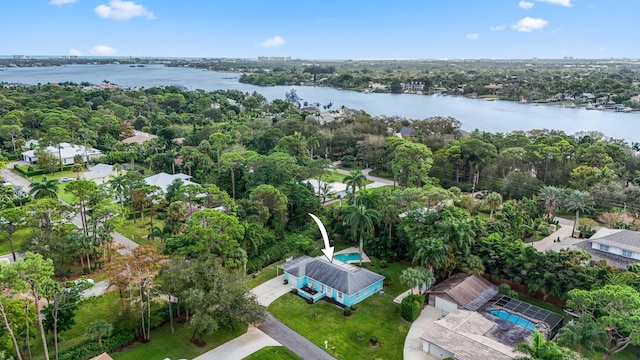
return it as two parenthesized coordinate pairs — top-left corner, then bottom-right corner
(279, 256), (384, 307)
(571, 228), (640, 268)
(426, 273), (498, 314)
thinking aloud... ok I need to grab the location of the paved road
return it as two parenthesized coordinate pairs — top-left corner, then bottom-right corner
(331, 162), (395, 187)
(532, 217), (574, 252)
(193, 326), (280, 360)
(259, 313), (337, 360)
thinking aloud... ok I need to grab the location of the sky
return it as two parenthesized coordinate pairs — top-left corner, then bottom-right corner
(1, 0), (638, 59)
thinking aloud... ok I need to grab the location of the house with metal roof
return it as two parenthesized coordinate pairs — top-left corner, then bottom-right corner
(426, 273), (498, 314)
(279, 256), (384, 307)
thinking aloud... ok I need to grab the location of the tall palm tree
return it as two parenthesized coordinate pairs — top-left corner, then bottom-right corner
(343, 204), (380, 266)
(539, 186), (564, 221)
(563, 189), (594, 237)
(29, 177), (59, 199)
(343, 169), (367, 204)
(515, 330), (573, 360)
(240, 220), (263, 256)
(413, 238), (450, 275)
(307, 136), (320, 157)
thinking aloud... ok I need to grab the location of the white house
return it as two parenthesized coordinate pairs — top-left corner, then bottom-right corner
(82, 164), (118, 184)
(302, 179), (348, 198)
(588, 228), (640, 261)
(22, 142), (102, 165)
(144, 172), (200, 194)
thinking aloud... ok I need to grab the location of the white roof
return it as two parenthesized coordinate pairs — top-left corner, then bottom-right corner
(82, 164), (114, 180)
(144, 172), (198, 193)
(22, 142), (102, 160)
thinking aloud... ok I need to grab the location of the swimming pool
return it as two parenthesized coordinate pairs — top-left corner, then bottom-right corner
(334, 253), (361, 262)
(490, 309), (536, 331)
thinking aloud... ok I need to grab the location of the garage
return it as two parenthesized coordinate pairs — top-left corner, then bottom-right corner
(434, 296), (459, 314)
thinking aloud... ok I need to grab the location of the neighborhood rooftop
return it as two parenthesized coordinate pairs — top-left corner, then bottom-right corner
(589, 228), (640, 252)
(427, 273), (498, 311)
(279, 256), (384, 296)
(420, 309), (521, 360)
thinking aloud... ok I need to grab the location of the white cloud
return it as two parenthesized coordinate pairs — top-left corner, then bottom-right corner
(69, 48), (82, 56)
(259, 36), (286, 48)
(466, 33), (479, 40)
(90, 45), (117, 56)
(519, 1), (535, 8)
(511, 17), (549, 32)
(490, 24), (506, 31)
(536, 0), (573, 7)
(94, 0), (155, 20)
(49, 0), (77, 5)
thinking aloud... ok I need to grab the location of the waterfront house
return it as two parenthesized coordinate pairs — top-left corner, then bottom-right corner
(279, 256), (384, 307)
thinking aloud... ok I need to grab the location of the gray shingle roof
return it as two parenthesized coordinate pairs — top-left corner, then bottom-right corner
(590, 228), (640, 252)
(428, 273), (498, 311)
(281, 256), (384, 295)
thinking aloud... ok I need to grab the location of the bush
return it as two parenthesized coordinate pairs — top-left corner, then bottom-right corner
(405, 294), (425, 308)
(369, 335), (379, 346)
(58, 332), (134, 360)
(400, 296), (422, 322)
(498, 283), (519, 298)
(343, 307), (352, 316)
(357, 331), (364, 340)
(379, 260), (388, 268)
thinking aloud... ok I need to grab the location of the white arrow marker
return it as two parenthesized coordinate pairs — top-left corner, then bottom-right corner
(309, 213), (334, 262)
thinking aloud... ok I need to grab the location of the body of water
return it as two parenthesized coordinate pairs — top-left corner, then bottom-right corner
(2, 64), (640, 142)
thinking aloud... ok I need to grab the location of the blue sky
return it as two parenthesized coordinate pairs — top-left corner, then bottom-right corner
(1, 0), (638, 59)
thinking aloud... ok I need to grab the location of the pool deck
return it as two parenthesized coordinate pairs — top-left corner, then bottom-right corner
(334, 246), (371, 264)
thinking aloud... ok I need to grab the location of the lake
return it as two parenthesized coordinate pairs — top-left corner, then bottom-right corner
(2, 64), (640, 142)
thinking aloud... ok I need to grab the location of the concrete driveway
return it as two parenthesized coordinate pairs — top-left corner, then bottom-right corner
(193, 326), (280, 360)
(403, 305), (443, 360)
(250, 275), (291, 307)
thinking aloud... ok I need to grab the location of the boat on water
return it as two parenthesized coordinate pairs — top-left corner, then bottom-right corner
(614, 106), (633, 113)
(136, 64), (145, 67)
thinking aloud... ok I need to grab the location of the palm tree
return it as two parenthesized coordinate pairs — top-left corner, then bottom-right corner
(343, 169), (367, 204)
(563, 189), (594, 237)
(240, 220), (263, 256)
(539, 186), (564, 221)
(515, 330), (578, 360)
(400, 268), (421, 295)
(29, 177), (59, 199)
(343, 204), (380, 266)
(401, 267), (435, 295)
(484, 191), (503, 220)
(85, 320), (113, 345)
(307, 136), (320, 157)
(555, 316), (601, 356)
(413, 238), (450, 275)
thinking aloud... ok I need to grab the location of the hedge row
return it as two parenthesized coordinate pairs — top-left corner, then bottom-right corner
(58, 332), (135, 360)
(13, 164), (74, 177)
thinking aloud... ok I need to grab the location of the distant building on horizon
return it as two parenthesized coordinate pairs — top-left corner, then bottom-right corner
(257, 56), (291, 61)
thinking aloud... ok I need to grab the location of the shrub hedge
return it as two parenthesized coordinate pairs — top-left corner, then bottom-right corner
(58, 332), (134, 360)
(400, 294), (424, 322)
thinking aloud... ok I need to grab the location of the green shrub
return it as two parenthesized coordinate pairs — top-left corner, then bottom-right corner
(498, 283), (519, 298)
(405, 294), (425, 308)
(343, 307), (352, 316)
(58, 332), (134, 360)
(369, 335), (379, 346)
(400, 296), (422, 322)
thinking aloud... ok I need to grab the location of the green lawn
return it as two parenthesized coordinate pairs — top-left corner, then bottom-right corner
(322, 171), (373, 185)
(248, 259), (286, 289)
(113, 216), (165, 247)
(364, 260), (413, 297)
(111, 321), (247, 360)
(0, 227), (32, 255)
(268, 293), (409, 360)
(587, 346), (640, 360)
(243, 346), (301, 360)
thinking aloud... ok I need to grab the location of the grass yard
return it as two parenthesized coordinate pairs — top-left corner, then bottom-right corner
(0, 227), (32, 255)
(243, 346), (301, 360)
(268, 293), (409, 360)
(111, 321), (246, 360)
(113, 216), (165, 247)
(587, 346), (640, 360)
(364, 260), (413, 297)
(322, 171), (374, 185)
(248, 259), (286, 289)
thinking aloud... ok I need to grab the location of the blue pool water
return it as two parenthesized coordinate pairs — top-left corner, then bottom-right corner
(490, 310), (536, 331)
(334, 253), (361, 262)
